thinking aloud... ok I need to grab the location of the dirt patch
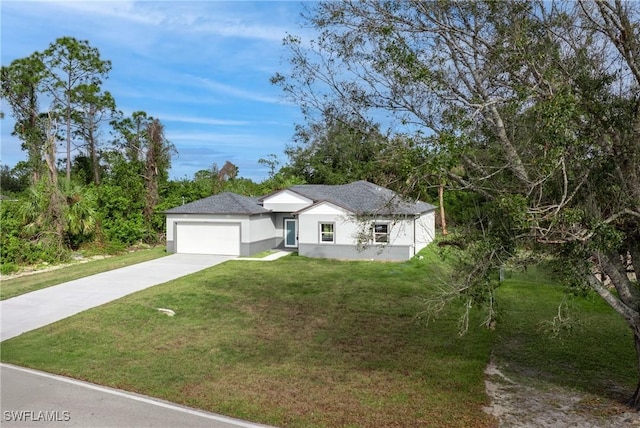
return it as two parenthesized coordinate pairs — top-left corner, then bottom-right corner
(484, 360), (640, 427)
(1, 255), (112, 280)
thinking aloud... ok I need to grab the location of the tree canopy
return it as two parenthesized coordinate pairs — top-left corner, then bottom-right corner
(274, 0), (640, 406)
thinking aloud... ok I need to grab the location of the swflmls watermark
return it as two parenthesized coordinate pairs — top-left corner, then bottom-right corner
(3, 410), (71, 423)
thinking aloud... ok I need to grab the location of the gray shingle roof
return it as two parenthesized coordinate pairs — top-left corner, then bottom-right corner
(164, 192), (270, 215)
(166, 181), (436, 216)
(289, 181), (436, 215)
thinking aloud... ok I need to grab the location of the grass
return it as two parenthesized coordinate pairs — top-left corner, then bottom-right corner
(238, 249), (277, 259)
(1, 246), (636, 426)
(492, 267), (637, 400)
(0, 248), (495, 427)
(0, 247), (167, 300)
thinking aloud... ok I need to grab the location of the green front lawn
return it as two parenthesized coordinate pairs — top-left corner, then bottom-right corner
(0, 249), (495, 427)
(1, 247), (635, 427)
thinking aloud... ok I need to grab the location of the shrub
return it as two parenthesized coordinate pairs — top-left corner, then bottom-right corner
(0, 262), (19, 275)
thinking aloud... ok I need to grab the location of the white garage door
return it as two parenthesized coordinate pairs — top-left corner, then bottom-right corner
(176, 223), (241, 255)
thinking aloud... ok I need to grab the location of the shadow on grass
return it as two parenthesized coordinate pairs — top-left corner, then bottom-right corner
(492, 267), (636, 404)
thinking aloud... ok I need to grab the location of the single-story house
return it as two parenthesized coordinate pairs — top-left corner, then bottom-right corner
(165, 180), (436, 261)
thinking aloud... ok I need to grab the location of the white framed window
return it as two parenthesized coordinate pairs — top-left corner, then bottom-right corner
(372, 222), (389, 243)
(319, 222), (335, 243)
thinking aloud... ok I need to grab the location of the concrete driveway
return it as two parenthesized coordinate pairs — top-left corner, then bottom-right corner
(0, 253), (234, 341)
(0, 363), (272, 428)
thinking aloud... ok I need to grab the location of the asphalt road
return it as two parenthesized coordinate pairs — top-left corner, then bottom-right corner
(0, 364), (272, 428)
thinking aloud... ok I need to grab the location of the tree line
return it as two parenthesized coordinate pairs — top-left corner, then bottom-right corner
(0, 37), (308, 273)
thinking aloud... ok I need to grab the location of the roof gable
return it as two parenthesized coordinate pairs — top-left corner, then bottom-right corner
(261, 188), (313, 212)
(261, 188), (313, 204)
(296, 200), (349, 215)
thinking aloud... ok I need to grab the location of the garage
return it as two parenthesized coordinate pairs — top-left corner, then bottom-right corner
(175, 222), (241, 255)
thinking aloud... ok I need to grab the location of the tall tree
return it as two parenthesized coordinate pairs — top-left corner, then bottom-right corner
(283, 113), (387, 185)
(40, 37), (111, 182)
(143, 118), (174, 231)
(1, 50), (71, 251)
(258, 153), (280, 179)
(72, 84), (116, 185)
(17, 112), (67, 253)
(1, 56), (47, 183)
(110, 110), (152, 163)
(110, 112), (175, 241)
(275, 0), (640, 406)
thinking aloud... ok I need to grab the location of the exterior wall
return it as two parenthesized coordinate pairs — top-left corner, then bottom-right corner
(242, 238), (276, 256)
(297, 203), (354, 246)
(166, 213), (275, 256)
(246, 214), (277, 255)
(297, 202), (423, 261)
(249, 214), (276, 241)
(298, 243), (411, 261)
(414, 211), (436, 254)
(262, 189), (312, 212)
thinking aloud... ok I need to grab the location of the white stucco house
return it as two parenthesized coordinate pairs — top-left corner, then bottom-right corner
(165, 181), (436, 261)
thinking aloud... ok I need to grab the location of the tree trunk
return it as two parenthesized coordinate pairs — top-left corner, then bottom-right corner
(43, 114), (66, 248)
(66, 79), (72, 183)
(631, 332), (640, 408)
(91, 143), (100, 185)
(589, 254), (640, 409)
(88, 123), (100, 186)
(438, 182), (448, 235)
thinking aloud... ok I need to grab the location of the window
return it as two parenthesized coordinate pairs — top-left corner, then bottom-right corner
(372, 223), (389, 243)
(319, 222), (335, 243)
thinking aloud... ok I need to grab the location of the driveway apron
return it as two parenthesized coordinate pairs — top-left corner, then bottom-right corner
(1, 254), (234, 341)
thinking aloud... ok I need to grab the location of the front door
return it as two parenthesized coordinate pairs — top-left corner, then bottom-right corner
(284, 218), (298, 248)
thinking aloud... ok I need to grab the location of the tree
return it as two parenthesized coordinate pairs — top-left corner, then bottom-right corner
(143, 118), (174, 236)
(97, 152), (146, 246)
(206, 161), (239, 194)
(110, 110), (150, 163)
(283, 113), (387, 185)
(1, 56), (48, 183)
(110, 112), (175, 242)
(72, 85), (116, 185)
(1, 53), (70, 252)
(217, 160), (239, 183)
(258, 153), (280, 179)
(40, 37), (111, 182)
(0, 164), (30, 195)
(275, 0), (640, 406)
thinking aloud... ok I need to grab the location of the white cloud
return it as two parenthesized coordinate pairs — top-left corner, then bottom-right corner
(166, 132), (277, 145)
(41, 0), (296, 42)
(195, 76), (283, 104)
(160, 114), (250, 126)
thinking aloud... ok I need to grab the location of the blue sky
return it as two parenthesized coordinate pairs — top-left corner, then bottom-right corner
(1, 1), (311, 182)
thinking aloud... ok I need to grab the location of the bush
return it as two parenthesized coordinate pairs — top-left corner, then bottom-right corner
(1, 262), (19, 275)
